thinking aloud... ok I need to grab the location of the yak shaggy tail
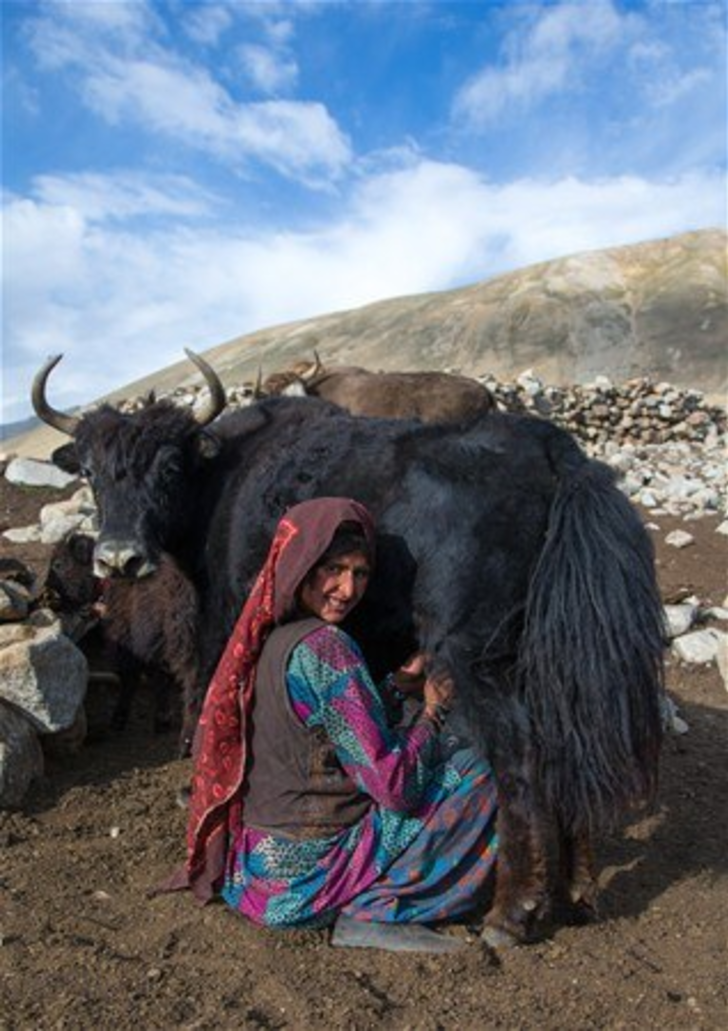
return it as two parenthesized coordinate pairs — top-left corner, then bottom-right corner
(520, 456), (665, 835)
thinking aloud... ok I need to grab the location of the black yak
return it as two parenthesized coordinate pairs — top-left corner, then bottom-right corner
(33, 350), (664, 946)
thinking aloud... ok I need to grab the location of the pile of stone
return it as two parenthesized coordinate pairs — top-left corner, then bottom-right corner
(115, 370), (726, 455)
(87, 370), (728, 521)
(114, 379), (260, 416)
(0, 561), (89, 808)
(479, 370), (726, 450)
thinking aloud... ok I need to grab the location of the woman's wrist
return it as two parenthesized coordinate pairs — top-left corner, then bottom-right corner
(383, 672), (407, 703)
(419, 702), (450, 732)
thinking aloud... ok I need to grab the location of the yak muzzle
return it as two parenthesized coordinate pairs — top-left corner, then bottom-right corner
(93, 539), (157, 580)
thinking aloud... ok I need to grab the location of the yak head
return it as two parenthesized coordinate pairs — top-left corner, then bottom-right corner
(33, 349), (226, 581)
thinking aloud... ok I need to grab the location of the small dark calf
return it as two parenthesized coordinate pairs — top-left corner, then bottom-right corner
(47, 533), (199, 753)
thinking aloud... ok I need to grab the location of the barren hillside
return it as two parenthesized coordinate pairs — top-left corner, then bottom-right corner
(5, 228), (726, 460)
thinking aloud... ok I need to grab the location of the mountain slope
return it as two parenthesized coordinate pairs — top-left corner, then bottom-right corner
(6, 228), (726, 459)
(117, 227), (727, 401)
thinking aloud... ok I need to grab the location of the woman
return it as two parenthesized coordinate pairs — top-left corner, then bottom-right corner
(178, 497), (498, 953)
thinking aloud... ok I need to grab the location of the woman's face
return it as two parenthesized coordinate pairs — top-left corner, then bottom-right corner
(299, 550), (371, 623)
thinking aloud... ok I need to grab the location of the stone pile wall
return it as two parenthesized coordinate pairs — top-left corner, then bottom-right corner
(479, 371), (726, 450)
(110, 370), (727, 519)
(113, 370), (726, 450)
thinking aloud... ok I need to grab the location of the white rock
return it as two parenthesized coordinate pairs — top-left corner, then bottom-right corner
(660, 694), (689, 734)
(639, 489), (658, 508)
(716, 520), (728, 536)
(663, 603), (698, 639)
(0, 581), (32, 622)
(0, 700), (44, 809)
(26, 608), (61, 630)
(0, 624), (88, 733)
(2, 525), (42, 544)
(717, 635), (728, 693)
(516, 369), (543, 395)
(39, 513), (88, 544)
(0, 624), (34, 647)
(672, 628), (725, 666)
(606, 451), (635, 473)
(5, 457), (77, 489)
(704, 606), (728, 621)
(40, 492), (97, 525)
(620, 473), (643, 496)
(665, 530), (695, 548)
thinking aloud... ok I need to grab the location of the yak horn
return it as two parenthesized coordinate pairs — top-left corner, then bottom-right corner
(300, 349), (324, 384)
(184, 349), (226, 426)
(31, 354), (80, 437)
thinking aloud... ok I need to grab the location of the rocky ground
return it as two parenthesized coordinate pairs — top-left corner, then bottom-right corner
(1, 464), (727, 1030)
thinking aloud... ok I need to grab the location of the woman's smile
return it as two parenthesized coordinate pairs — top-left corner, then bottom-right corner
(300, 551), (371, 623)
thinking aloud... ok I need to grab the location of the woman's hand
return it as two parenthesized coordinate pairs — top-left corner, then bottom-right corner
(422, 669), (455, 723)
(391, 652), (428, 696)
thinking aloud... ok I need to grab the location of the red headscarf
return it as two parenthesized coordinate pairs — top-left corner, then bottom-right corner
(168, 496), (375, 902)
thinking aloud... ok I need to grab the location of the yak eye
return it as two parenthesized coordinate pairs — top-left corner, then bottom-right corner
(154, 446), (182, 483)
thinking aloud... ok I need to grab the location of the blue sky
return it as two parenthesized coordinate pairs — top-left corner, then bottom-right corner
(2, 0), (726, 424)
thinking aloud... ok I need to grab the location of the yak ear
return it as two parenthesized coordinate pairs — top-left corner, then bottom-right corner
(51, 443), (81, 474)
(195, 428), (221, 460)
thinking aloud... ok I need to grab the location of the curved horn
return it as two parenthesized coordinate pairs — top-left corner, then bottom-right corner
(300, 349), (324, 384)
(183, 349), (226, 426)
(31, 354), (81, 437)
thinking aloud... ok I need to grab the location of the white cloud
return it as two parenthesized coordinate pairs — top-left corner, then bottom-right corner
(182, 4), (234, 46)
(32, 171), (217, 222)
(24, 4), (351, 183)
(454, 1), (632, 124)
(238, 43), (298, 94)
(4, 160), (723, 423)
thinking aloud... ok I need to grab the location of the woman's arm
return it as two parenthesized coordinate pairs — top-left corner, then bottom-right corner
(286, 625), (440, 812)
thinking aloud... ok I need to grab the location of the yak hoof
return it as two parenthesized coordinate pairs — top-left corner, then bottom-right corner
(481, 923), (521, 950)
(176, 785), (191, 810)
(564, 897), (599, 926)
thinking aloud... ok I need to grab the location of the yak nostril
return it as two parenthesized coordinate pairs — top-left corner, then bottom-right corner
(122, 554), (151, 579)
(93, 557), (116, 579)
(93, 542), (156, 579)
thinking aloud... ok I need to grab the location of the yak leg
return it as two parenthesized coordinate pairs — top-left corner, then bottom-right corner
(482, 770), (552, 947)
(558, 828), (599, 924)
(108, 644), (143, 731)
(149, 670), (176, 734)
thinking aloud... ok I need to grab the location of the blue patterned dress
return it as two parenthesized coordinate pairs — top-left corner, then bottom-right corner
(222, 624), (498, 927)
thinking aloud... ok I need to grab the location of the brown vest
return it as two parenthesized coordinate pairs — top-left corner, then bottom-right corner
(243, 618), (371, 839)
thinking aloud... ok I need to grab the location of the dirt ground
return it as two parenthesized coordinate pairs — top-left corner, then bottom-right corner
(1, 477), (726, 1031)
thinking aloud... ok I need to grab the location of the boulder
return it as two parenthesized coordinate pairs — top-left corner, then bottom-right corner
(665, 530), (695, 549)
(0, 623), (88, 733)
(2, 525), (42, 544)
(672, 628), (725, 666)
(0, 581), (33, 622)
(663, 603), (698, 639)
(0, 700), (44, 809)
(5, 457), (76, 489)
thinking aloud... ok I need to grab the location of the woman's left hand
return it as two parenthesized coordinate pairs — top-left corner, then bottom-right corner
(392, 652), (429, 695)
